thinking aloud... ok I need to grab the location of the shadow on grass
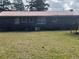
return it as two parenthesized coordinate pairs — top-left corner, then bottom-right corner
(73, 32), (79, 35)
(65, 32), (79, 39)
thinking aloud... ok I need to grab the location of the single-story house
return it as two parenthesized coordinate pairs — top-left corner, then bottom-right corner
(0, 11), (79, 31)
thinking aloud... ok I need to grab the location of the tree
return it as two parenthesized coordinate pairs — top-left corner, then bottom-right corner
(13, 0), (25, 11)
(69, 9), (74, 33)
(74, 20), (78, 34)
(70, 9), (79, 34)
(26, 0), (49, 11)
(3, 0), (11, 10)
(0, 0), (11, 11)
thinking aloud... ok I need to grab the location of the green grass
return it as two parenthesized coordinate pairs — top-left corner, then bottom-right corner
(0, 31), (79, 59)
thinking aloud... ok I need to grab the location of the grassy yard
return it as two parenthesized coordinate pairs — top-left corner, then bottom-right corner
(0, 31), (79, 59)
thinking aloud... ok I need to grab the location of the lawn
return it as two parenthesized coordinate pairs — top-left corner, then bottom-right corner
(0, 31), (79, 59)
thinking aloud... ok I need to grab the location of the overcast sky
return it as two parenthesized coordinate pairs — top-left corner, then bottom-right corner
(10, 0), (79, 11)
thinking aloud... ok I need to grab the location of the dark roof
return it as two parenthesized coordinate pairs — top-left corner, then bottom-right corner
(0, 11), (78, 17)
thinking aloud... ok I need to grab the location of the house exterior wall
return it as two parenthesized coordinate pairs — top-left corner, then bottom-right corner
(0, 16), (78, 31)
(47, 16), (78, 30)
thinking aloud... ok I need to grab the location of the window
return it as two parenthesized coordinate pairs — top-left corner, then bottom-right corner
(21, 19), (27, 23)
(52, 18), (58, 23)
(21, 17), (27, 23)
(14, 18), (20, 24)
(37, 17), (46, 24)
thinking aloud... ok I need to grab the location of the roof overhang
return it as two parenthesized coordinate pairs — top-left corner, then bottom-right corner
(0, 11), (79, 17)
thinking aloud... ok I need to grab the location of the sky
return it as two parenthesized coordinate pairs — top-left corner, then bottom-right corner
(10, 0), (79, 11)
(47, 0), (79, 11)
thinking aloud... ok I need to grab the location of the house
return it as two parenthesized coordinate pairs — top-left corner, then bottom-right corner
(0, 11), (79, 31)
